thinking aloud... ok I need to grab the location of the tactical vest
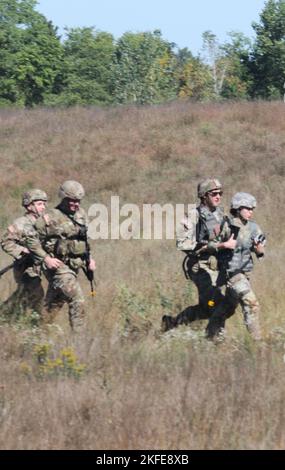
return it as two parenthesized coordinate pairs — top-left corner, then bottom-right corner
(225, 218), (262, 276)
(196, 206), (224, 243)
(40, 208), (88, 268)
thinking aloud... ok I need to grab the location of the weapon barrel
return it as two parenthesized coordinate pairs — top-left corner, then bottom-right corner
(0, 262), (15, 277)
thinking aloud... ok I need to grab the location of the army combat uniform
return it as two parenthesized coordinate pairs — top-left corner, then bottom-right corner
(25, 181), (93, 332)
(25, 205), (90, 331)
(206, 194), (265, 340)
(162, 178), (233, 331)
(173, 204), (228, 325)
(1, 213), (44, 318)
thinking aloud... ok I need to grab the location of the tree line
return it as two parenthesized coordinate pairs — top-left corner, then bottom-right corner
(1, 0), (285, 107)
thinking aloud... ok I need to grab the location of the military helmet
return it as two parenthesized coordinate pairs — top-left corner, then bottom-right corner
(22, 189), (48, 207)
(231, 192), (257, 210)
(58, 180), (85, 200)
(197, 178), (222, 198)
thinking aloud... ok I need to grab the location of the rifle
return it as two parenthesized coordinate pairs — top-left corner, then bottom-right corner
(230, 224), (240, 240)
(0, 262), (15, 278)
(0, 253), (31, 278)
(78, 226), (96, 297)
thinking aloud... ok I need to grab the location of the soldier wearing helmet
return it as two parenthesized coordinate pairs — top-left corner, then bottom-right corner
(0, 189), (48, 320)
(162, 178), (236, 332)
(206, 192), (266, 341)
(25, 181), (95, 332)
(22, 189), (48, 213)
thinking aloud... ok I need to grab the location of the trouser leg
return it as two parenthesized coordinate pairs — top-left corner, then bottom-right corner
(21, 275), (44, 316)
(206, 273), (261, 341)
(0, 274), (44, 319)
(162, 264), (224, 331)
(46, 272), (86, 332)
(43, 279), (65, 324)
(205, 290), (238, 339)
(240, 291), (261, 340)
(0, 285), (24, 317)
(176, 304), (211, 325)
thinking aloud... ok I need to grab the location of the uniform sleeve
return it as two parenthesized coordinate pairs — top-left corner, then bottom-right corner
(252, 224), (266, 258)
(1, 225), (27, 260)
(176, 210), (198, 251)
(24, 219), (49, 262)
(252, 225), (266, 244)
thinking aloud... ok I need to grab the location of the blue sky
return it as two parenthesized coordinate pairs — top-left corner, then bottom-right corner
(36, 0), (266, 54)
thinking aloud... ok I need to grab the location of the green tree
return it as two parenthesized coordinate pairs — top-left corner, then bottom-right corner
(48, 27), (115, 106)
(0, 0), (64, 106)
(176, 50), (214, 101)
(249, 0), (285, 98)
(112, 30), (178, 104)
(221, 32), (252, 99)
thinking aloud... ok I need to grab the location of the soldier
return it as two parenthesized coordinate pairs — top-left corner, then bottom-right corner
(205, 193), (266, 341)
(0, 189), (47, 319)
(162, 178), (236, 331)
(25, 180), (95, 332)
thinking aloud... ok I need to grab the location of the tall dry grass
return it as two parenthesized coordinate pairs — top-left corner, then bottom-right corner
(0, 100), (285, 449)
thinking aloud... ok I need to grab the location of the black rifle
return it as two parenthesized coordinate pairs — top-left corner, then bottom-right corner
(0, 262), (15, 278)
(230, 224), (240, 240)
(78, 226), (96, 297)
(0, 253), (32, 278)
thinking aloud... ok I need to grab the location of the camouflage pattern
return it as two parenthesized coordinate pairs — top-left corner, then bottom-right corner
(231, 192), (256, 210)
(226, 217), (264, 274)
(176, 205), (225, 253)
(206, 215), (265, 340)
(44, 271), (85, 331)
(22, 189), (48, 207)
(58, 180), (85, 201)
(162, 204), (227, 330)
(25, 203), (90, 331)
(197, 178), (222, 198)
(0, 213), (44, 318)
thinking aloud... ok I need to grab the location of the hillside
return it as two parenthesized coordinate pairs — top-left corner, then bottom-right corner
(0, 101), (285, 449)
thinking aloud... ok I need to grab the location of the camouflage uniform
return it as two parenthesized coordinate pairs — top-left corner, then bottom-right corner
(206, 193), (266, 340)
(0, 190), (47, 318)
(162, 179), (230, 330)
(25, 181), (91, 332)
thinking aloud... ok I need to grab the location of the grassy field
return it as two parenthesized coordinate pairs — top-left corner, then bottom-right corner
(0, 101), (285, 449)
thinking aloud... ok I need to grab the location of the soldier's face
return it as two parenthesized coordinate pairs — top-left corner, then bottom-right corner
(204, 190), (223, 209)
(28, 200), (46, 216)
(67, 198), (80, 213)
(239, 207), (254, 221)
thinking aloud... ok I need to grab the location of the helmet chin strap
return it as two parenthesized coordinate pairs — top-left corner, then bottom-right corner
(27, 204), (38, 218)
(238, 209), (247, 224)
(27, 202), (43, 218)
